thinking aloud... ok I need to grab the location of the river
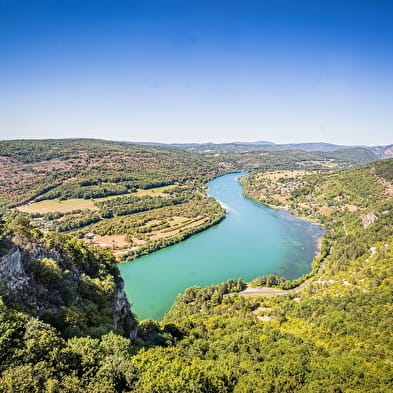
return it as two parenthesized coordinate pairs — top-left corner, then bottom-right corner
(118, 172), (323, 320)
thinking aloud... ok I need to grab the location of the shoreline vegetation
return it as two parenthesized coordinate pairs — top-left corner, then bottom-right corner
(234, 173), (327, 294)
(118, 208), (226, 262)
(238, 237), (327, 297)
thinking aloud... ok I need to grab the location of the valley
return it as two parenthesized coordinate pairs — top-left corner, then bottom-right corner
(0, 139), (384, 261)
(0, 139), (392, 392)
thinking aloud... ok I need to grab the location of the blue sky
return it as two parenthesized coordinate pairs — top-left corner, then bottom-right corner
(0, 0), (392, 145)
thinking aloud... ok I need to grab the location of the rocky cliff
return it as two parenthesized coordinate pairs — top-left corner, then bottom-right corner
(0, 235), (137, 338)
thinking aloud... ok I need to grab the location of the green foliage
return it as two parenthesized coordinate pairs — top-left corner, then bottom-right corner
(249, 274), (288, 288)
(372, 157), (393, 182)
(6, 214), (38, 240)
(0, 303), (137, 393)
(29, 258), (62, 286)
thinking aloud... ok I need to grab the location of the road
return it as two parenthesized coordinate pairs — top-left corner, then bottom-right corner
(239, 261), (325, 297)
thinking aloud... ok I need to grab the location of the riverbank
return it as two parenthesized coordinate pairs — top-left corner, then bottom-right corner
(238, 170), (330, 290)
(119, 172), (323, 320)
(118, 211), (226, 262)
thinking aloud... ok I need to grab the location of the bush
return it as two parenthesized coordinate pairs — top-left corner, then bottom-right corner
(30, 258), (62, 286)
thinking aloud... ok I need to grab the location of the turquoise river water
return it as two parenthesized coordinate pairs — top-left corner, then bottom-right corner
(118, 172), (324, 320)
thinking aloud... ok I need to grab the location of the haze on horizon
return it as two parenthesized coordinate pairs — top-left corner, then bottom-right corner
(0, 0), (392, 146)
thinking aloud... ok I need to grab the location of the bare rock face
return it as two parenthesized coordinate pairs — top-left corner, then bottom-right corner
(0, 248), (29, 292)
(361, 213), (378, 229)
(113, 277), (138, 338)
(0, 242), (62, 308)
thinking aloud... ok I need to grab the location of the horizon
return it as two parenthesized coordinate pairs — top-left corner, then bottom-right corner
(1, 1), (393, 145)
(0, 136), (391, 148)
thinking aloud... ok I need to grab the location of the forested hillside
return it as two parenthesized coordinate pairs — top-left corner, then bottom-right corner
(0, 139), (374, 208)
(0, 139), (229, 207)
(0, 139), (231, 259)
(0, 156), (392, 392)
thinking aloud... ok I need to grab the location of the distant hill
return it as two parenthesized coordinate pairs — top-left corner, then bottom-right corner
(147, 140), (393, 158)
(369, 144), (393, 158)
(169, 141), (347, 153)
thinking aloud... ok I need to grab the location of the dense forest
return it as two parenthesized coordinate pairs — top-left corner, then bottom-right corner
(0, 140), (392, 392)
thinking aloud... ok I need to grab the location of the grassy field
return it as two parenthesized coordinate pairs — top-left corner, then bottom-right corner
(17, 198), (99, 213)
(134, 185), (177, 196)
